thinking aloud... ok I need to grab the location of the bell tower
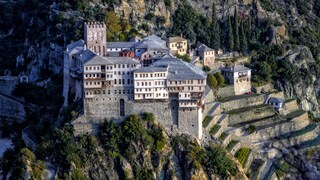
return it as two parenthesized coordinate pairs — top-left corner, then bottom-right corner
(84, 22), (107, 56)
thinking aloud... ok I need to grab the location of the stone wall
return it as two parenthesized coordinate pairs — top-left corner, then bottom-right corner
(221, 94), (265, 112)
(252, 83), (273, 94)
(247, 112), (310, 141)
(281, 99), (299, 115)
(217, 85), (235, 99)
(0, 93), (25, 121)
(267, 91), (285, 100)
(74, 93), (203, 139)
(228, 106), (275, 125)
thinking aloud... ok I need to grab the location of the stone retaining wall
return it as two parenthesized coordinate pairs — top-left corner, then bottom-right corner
(247, 113), (309, 142)
(252, 83), (273, 94)
(0, 93), (25, 121)
(221, 94), (265, 112)
(228, 106), (275, 125)
(217, 86), (235, 99)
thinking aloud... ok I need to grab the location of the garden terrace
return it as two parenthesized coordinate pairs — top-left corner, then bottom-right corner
(284, 109), (305, 120)
(202, 115), (213, 128)
(295, 135), (320, 149)
(226, 104), (270, 115)
(235, 147), (251, 167)
(219, 132), (228, 141)
(274, 124), (317, 140)
(219, 93), (261, 103)
(250, 159), (266, 180)
(232, 114), (279, 128)
(209, 124), (221, 136)
(226, 140), (239, 151)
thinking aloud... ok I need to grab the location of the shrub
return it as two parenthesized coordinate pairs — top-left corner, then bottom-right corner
(145, 13), (154, 21)
(177, 54), (191, 62)
(246, 125), (256, 134)
(207, 74), (218, 89)
(214, 72), (224, 86)
(203, 66), (211, 72)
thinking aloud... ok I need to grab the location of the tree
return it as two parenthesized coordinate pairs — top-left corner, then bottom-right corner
(210, 2), (221, 50)
(105, 11), (122, 41)
(207, 74), (218, 89)
(233, 8), (240, 52)
(214, 72), (224, 86)
(240, 19), (248, 53)
(227, 16), (234, 52)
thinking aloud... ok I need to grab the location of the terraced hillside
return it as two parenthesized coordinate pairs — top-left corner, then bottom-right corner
(202, 92), (320, 179)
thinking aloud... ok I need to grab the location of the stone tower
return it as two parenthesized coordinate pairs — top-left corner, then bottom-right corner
(84, 22), (107, 56)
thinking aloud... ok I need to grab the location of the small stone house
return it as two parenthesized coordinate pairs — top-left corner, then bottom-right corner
(167, 36), (188, 56)
(196, 43), (215, 67)
(220, 65), (251, 95)
(268, 97), (285, 110)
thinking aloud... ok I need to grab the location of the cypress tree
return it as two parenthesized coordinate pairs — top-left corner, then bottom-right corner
(211, 2), (221, 51)
(227, 16), (234, 52)
(233, 8), (240, 52)
(240, 19), (248, 53)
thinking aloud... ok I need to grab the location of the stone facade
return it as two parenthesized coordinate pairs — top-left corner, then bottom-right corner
(84, 22), (107, 56)
(221, 65), (252, 95)
(167, 37), (188, 56)
(216, 85), (235, 98)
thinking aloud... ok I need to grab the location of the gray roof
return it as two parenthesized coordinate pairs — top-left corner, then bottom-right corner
(221, 65), (251, 73)
(84, 55), (139, 66)
(153, 57), (206, 80)
(80, 50), (96, 64)
(143, 35), (165, 44)
(134, 66), (168, 73)
(67, 40), (85, 53)
(268, 97), (285, 104)
(197, 43), (213, 52)
(107, 42), (136, 49)
(168, 36), (187, 43)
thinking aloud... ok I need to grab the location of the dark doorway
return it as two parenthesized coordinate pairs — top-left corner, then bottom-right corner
(120, 99), (125, 116)
(170, 100), (179, 126)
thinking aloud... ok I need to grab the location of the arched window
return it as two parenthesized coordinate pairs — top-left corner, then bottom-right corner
(120, 99), (125, 116)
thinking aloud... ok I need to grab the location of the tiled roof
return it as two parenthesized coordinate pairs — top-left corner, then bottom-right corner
(197, 43), (213, 52)
(221, 65), (251, 73)
(67, 40), (85, 53)
(107, 42), (136, 48)
(84, 55), (139, 66)
(268, 97), (285, 104)
(168, 36), (187, 43)
(134, 66), (168, 73)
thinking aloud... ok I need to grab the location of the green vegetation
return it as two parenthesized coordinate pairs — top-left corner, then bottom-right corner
(308, 111), (320, 122)
(203, 115), (213, 128)
(209, 124), (221, 135)
(218, 93), (260, 102)
(226, 104), (269, 115)
(219, 132), (228, 141)
(235, 147), (251, 167)
(284, 109), (305, 119)
(246, 125), (256, 134)
(207, 74), (218, 89)
(276, 124), (317, 139)
(203, 66), (211, 72)
(226, 140), (239, 151)
(275, 160), (291, 178)
(176, 54), (191, 63)
(214, 72), (225, 86)
(172, 135), (238, 176)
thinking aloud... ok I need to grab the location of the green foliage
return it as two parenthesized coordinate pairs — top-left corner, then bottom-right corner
(240, 20), (248, 53)
(226, 140), (239, 151)
(142, 112), (155, 122)
(246, 125), (256, 134)
(227, 16), (234, 52)
(145, 13), (154, 21)
(235, 147), (251, 167)
(210, 2), (221, 50)
(204, 145), (237, 176)
(233, 9), (240, 52)
(68, 168), (86, 180)
(209, 124), (221, 135)
(207, 74), (218, 89)
(164, 0), (171, 8)
(275, 160), (291, 178)
(219, 132), (228, 141)
(176, 54), (191, 63)
(203, 66), (211, 72)
(202, 116), (213, 128)
(214, 72), (224, 86)
(140, 23), (149, 32)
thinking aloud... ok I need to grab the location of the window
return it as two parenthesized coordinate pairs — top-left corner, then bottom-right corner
(122, 64), (125, 68)
(114, 79), (117, 84)
(118, 64), (121, 68)
(119, 79), (122, 84)
(135, 74), (137, 78)
(122, 79), (124, 84)
(127, 79), (130, 84)
(149, 82), (151, 86)
(85, 67), (88, 71)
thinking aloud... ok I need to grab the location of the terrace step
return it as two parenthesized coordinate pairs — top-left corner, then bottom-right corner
(250, 159), (267, 180)
(245, 112), (309, 142)
(295, 134), (320, 150)
(208, 102), (222, 116)
(271, 124), (319, 149)
(259, 161), (275, 180)
(204, 114), (222, 131)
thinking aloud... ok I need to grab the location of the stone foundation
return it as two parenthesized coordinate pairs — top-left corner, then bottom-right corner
(221, 94), (265, 112)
